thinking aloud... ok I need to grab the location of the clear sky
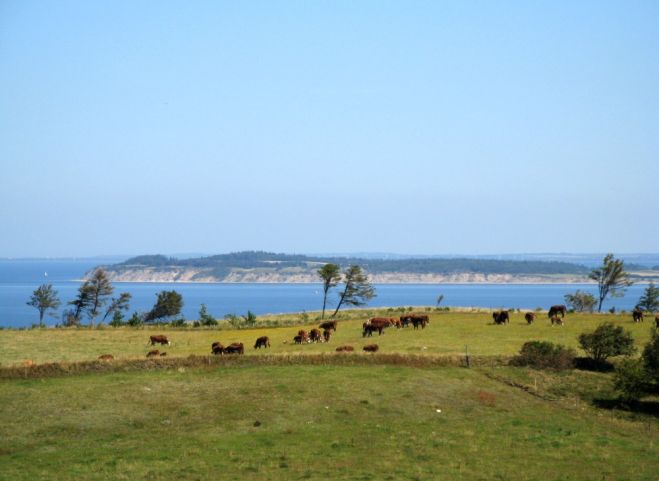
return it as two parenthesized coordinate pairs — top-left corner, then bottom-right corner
(1, 1), (657, 257)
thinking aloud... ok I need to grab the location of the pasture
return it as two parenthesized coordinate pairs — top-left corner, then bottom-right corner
(0, 310), (655, 366)
(1, 309), (657, 481)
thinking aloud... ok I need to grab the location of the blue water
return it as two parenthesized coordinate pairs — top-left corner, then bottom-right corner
(0, 259), (648, 328)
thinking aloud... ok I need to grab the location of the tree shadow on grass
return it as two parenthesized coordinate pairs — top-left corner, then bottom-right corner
(573, 357), (614, 372)
(592, 398), (659, 418)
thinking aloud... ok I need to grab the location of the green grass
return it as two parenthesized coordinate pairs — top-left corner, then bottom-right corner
(0, 310), (654, 366)
(1, 365), (657, 481)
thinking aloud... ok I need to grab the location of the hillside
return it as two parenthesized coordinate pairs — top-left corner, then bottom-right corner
(95, 251), (602, 283)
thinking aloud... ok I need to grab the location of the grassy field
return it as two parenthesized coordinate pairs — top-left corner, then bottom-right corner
(1, 308), (657, 481)
(0, 310), (654, 367)
(1, 364), (657, 481)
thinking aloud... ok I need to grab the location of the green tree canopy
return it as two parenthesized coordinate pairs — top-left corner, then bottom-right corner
(637, 281), (659, 312)
(588, 254), (633, 312)
(331, 265), (376, 317)
(102, 292), (132, 323)
(26, 284), (61, 327)
(564, 290), (597, 312)
(317, 263), (342, 319)
(145, 290), (183, 323)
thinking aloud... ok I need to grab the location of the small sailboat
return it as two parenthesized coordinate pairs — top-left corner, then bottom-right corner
(44, 271), (48, 277)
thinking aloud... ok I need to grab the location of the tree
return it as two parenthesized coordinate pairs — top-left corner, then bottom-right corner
(26, 284), (61, 327)
(109, 310), (126, 327)
(563, 290), (597, 312)
(642, 329), (659, 385)
(331, 265), (376, 318)
(102, 292), (132, 323)
(82, 269), (115, 326)
(578, 322), (636, 363)
(589, 254), (633, 312)
(68, 286), (93, 325)
(317, 263), (342, 319)
(145, 290), (183, 323)
(198, 304), (218, 326)
(637, 281), (659, 313)
(242, 310), (257, 327)
(436, 294), (445, 307)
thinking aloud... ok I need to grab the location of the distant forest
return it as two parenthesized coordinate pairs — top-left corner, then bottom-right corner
(116, 251), (591, 276)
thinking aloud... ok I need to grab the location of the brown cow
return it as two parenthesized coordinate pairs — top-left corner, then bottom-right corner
(524, 312), (536, 324)
(632, 308), (644, 323)
(293, 335), (304, 344)
(550, 315), (564, 326)
(22, 359), (34, 367)
(98, 354), (114, 361)
(323, 329), (331, 342)
(363, 344), (379, 353)
(400, 315), (411, 328)
(224, 342), (244, 355)
(211, 342), (224, 355)
(656, 315), (659, 328)
(160, 352), (167, 356)
(336, 345), (354, 352)
(146, 349), (160, 357)
(319, 320), (338, 332)
(363, 318), (389, 337)
(492, 311), (509, 325)
(411, 314), (429, 330)
(149, 335), (171, 346)
(548, 305), (567, 318)
(309, 328), (323, 343)
(254, 336), (270, 349)
(390, 318), (402, 329)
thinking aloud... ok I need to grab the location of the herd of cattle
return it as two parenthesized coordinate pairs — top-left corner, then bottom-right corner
(94, 306), (659, 361)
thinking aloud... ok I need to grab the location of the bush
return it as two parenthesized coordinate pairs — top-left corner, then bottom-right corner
(564, 290), (597, 313)
(198, 304), (218, 326)
(642, 329), (659, 385)
(126, 312), (144, 327)
(109, 310), (125, 327)
(578, 323), (635, 363)
(614, 358), (649, 402)
(169, 318), (187, 327)
(510, 341), (576, 370)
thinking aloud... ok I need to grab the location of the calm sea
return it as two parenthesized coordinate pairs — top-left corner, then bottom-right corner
(0, 259), (648, 328)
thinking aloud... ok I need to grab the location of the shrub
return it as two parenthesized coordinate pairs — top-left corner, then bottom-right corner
(198, 304), (218, 326)
(169, 318), (186, 327)
(126, 312), (144, 327)
(578, 323), (636, 363)
(510, 341), (575, 370)
(564, 290), (597, 313)
(613, 358), (649, 402)
(642, 329), (659, 385)
(109, 310), (125, 327)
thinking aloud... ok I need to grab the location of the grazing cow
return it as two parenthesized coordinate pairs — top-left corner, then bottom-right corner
(632, 308), (644, 323)
(309, 328), (323, 343)
(323, 329), (331, 343)
(363, 318), (389, 337)
(160, 352), (167, 356)
(525, 312), (536, 324)
(390, 318), (402, 329)
(22, 359), (34, 367)
(336, 345), (354, 352)
(548, 305), (567, 318)
(411, 314), (429, 330)
(224, 342), (244, 355)
(293, 335), (304, 344)
(297, 330), (310, 343)
(149, 335), (171, 346)
(400, 315), (411, 328)
(211, 342), (224, 355)
(254, 336), (270, 349)
(363, 344), (379, 353)
(319, 320), (338, 332)
(550, 315), (564, 326)
(98, 354), (114, 361)
(492, 311), (510, 325)
(146, 349), (160, 358)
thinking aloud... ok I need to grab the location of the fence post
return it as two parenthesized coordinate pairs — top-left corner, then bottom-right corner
(465, 345), (470, 368)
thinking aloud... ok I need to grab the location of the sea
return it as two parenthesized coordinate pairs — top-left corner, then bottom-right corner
(0, 259), (649, 328)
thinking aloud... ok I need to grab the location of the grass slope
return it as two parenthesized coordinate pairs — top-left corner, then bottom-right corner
(1, 365), (657, 481)
(0, 311), (654, 367)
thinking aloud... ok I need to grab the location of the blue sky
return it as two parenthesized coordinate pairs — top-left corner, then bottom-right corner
(1, 1), (657, 257)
